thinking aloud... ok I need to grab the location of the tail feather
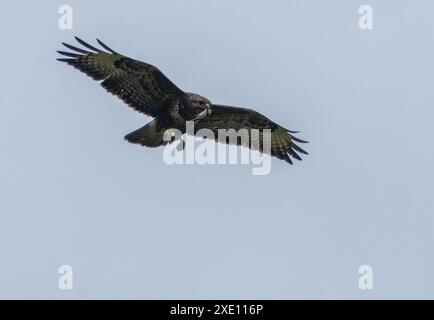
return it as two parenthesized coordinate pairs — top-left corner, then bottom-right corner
(124, 119), (168, 148)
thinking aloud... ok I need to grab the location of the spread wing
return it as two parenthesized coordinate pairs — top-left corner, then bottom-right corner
(195, 105), (308, 164)
(57, 37), (185, 117)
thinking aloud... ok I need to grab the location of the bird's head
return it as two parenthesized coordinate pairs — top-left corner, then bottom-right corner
(185, 93), (212, 120)
(186, 93), (211, 108)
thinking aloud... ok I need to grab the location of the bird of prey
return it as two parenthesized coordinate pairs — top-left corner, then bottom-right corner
(57, 37), (308, 164)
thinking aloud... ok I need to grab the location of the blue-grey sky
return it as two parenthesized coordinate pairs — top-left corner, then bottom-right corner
(1, 0), (433, 299)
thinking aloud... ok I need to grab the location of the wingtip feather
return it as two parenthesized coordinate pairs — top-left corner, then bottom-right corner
(96, 38), (118, 54)
(74, 36), (101, 52)
(56, 58), (76, 63)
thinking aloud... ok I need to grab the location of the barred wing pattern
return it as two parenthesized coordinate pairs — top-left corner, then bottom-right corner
(195, 105), (308, 164)
(57, 37), (185, 117)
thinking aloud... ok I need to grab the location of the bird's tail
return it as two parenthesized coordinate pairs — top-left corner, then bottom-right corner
(124, 119), (177, 148)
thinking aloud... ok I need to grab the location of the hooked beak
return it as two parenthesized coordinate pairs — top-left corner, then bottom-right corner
(193, 103), (212, 121)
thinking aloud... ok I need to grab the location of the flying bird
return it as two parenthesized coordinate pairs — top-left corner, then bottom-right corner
(57, 37), (308, 164)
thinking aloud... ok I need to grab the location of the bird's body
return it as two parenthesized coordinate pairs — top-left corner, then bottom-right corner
(57, 37), (308, 164)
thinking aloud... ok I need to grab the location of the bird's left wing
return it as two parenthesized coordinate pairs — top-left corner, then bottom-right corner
(195, 105), (308, 164)
(57, 37), (185, 117)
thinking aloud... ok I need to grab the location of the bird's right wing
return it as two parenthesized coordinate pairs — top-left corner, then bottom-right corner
(195, 105), (308, 164)
(57, 37), (185, 117)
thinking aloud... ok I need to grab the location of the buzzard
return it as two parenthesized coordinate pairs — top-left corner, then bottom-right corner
(57, 37), (308, 164)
